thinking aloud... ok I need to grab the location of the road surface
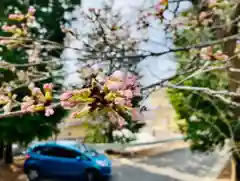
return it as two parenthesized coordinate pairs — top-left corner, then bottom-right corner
(111, 147), (229, 181)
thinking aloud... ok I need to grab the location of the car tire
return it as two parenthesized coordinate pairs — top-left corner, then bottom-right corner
(26, 168), (40, 181)
(84, 169), (99, 181)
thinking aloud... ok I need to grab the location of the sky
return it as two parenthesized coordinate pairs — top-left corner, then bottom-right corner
(62, 0), (192, 89)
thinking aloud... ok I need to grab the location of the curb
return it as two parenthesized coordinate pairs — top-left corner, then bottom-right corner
(105, 139), (188, 158)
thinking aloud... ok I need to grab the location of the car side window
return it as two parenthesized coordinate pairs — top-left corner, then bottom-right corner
(56, 147), (79, 158)
(32, 146), (44, 154)
(44, 146), (81, 159)
(39, 146), (55, 156)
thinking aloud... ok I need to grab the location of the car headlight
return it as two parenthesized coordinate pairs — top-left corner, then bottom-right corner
(96, 160), (107, 167)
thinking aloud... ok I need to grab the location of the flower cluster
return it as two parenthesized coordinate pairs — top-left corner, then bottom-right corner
(138, 0), (168, 24)
(79, 5), (137, 51)
(105, 70), (140, 97)
(198, 11), (213, 26)
(0, 6), (36, 47)
(60, 70), (142, 128)
(112, 128), (136, 144)
(200, 47), (229, 61)
(21, 83), (54, 117)
(154, 0), (168, 17)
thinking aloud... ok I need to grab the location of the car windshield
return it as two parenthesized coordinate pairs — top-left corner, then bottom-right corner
(74, 143), (98, 156)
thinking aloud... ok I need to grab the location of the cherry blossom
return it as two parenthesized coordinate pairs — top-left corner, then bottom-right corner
(8, 14), (25, 21)
(105, 80), (124, 91)
(131, 108), (143, 121)
(200, 47), (213, 60)
(214, 50), (229, 61)
(199, 12), (209, 21)
(110, 70), (126, 81)
(43, 83), (53, 90)
(45, 108), (55, 117)
(28, 6), (36, 15)
(123, 90), (133, 99)
(114, 97), (126, 106)
(60, 92), (73, 101)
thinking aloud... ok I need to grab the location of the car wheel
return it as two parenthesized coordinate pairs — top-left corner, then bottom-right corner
(84, 170), (99, 181)
(26, 168), (40, 181)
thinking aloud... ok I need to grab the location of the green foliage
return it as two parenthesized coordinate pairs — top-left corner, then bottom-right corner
(168, 21), (237, 152)
(0, 106), (68, 145)
(0, 0), (80, 144)
(84, 123), (110, 143)
(168, 71), (235, 152)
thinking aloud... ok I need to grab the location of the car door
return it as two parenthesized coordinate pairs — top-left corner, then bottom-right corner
(37, 146), (62, 178)
(52, 147), (90, 178)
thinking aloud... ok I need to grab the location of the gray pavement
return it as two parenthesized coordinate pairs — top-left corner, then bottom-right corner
(111, 147), (230, 181)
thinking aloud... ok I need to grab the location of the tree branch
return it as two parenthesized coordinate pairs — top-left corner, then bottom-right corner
(1, 33), (239, 64)
(0, 60), (58, 68)
(0, 103), (61, 119)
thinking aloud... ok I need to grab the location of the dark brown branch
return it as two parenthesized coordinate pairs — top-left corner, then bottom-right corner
(0, 60), (57, 68)
(0, 103), (61, 119)
(1, 32), (238, 65)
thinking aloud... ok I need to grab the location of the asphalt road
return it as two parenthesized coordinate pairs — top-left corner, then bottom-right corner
(111, 147), (229, 181)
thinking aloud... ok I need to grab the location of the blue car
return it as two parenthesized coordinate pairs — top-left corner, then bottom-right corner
(23, 140), (112, 181)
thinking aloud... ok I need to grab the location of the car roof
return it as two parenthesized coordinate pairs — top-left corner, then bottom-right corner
(29, 140), (81, 151)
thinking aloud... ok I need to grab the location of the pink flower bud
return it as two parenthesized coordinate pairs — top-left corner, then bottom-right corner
(125, 100), (132, 107)
(131, 108), (142, 121)
(60, 92), (73, 101)
(28, 6), (36, 15)
(199, 12), (208, 21)
(8, 13), (24, 21)
(214, 51), (229, 61)
(45, 108), (54, 117)
(108, 112), (118, 124)
(111, 70), (125, 81)
(8, 14), (16, 19)
(88, 8), (95, 12)
(117, 116), (126, 128)
(155, 4), (163, 11)
(133, 87), (141, 96)
(118, 90), (124, 96)
(60, 101), (77, 109)
(21, 102), (31, 111)
(2, 25), (8, 31)
(26, 105), (35, 112)
(114, 97), (125, 106)
(125, 73), (137, 86)
(123, 89), (133, 99)
(32, 88), (41, 94)
(70, 111), (78, 118)
(43, 83), (53, 90)
(0, 40), (11, 45)
(105, 80), (124, 91)
(200, 47), (213, 60)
